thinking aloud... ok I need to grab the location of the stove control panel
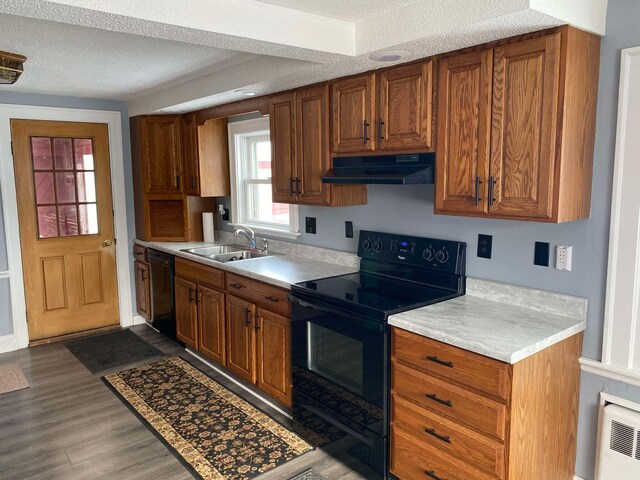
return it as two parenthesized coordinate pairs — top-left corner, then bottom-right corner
(358, 230), (466, 274)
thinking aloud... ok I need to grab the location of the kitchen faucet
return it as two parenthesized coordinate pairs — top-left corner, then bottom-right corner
(233, 225), (256, 249)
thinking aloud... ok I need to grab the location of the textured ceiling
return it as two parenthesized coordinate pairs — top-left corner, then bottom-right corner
(254, 0), (421, 22)
(0, 13), (255, 100)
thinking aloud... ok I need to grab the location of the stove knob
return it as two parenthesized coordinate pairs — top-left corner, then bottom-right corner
(435, 250), (449, 263)
(362, 239), (371, 250)
(371, 240), (383, 253)
(422, 248), (435, 261)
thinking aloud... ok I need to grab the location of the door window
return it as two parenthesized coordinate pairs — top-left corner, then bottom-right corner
(31, 137), (99, 238)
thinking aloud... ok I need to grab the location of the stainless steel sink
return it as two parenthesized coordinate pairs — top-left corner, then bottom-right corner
(181, 245), (248, 256)
(208, 250), (270, 263)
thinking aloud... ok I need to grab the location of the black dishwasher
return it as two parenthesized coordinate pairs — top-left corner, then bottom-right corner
(147, 249), (177, 342)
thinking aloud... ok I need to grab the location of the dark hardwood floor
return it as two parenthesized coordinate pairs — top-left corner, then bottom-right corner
(0, 325), (371, 480)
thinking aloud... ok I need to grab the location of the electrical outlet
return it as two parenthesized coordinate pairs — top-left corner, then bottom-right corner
(556, 245), (573, 271)
(345, 221), (354, 238)
(534, 242), (550, 267)
(305, 217), (316, 234)
(477, 234), (493, 259)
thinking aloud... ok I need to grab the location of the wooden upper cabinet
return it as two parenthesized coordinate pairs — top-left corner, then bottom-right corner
(296, 84), (331, 205)
(489, 34), (561, 219)
(141, 115), (183, 194)
(435, 27), (600, 223)
(435, 50), (492, 215)
(182, 114), (230, 197)
(269, 93), (296, 203)
(332, 74), (376, 153)
(175, 276), (198, 349)
(379, 60), (434, 151)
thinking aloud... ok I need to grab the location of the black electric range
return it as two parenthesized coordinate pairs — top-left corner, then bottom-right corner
(290, 230), (466, 479)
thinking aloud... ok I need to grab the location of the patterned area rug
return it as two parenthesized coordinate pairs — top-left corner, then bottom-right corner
(65, 329), (164, 374)
(103, 357), (312, 480)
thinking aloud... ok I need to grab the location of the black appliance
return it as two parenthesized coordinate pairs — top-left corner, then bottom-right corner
(147, 249), (177, 342)
(290, 230), (466, 479)
(321, 153), (434, 185)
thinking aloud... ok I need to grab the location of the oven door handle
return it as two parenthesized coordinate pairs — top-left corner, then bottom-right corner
(297, 402), (375, 447)
(289, 294), (358, 319)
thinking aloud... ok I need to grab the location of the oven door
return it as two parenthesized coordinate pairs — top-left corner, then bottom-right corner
(290, 293), (389, 437)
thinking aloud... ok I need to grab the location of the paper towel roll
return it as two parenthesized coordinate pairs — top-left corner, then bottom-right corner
(202, 212), (215, 243)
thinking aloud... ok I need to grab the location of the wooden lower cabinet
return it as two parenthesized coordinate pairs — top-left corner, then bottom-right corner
(226, 295), (256, 383)
(256, 308), (291, 405)
(198, 286), (226, 365)
(390, 327), (582, 480)
(134, 260), (150, 320)
(175, 277), (198, 348)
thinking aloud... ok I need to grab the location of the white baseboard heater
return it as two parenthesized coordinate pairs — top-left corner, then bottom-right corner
(596, 403), (640, 479)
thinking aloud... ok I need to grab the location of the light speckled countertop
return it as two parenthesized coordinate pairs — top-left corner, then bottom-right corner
(134, 239), (358, 289)
(388, 278), (587, 364)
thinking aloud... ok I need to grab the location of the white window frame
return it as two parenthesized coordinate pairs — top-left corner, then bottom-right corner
(581, 46), (640, 387)
(227, 117), (299, 239)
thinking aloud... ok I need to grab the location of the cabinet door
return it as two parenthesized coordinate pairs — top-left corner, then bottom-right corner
(296, 84), (331, 205)
(181, 113), (200, 196)
(489, 34), (561, 219)
(332, 74), (376, 153)
(269, 93), (296, 203)
(256, 308), (291, 406)
(226, 295), (255, 383)
(134, 260), (150, 320)
(198, 286), (226, 365)
(142, 116), (183, 194)
(175, 277), (198, 348)
(379, 61), (433, 151)
(435, 50), (492, 215)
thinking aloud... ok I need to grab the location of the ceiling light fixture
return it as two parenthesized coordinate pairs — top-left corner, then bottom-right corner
(0, 50), (27, 85)
(234, 89), (258, 97)
(368, 51), (410, 62)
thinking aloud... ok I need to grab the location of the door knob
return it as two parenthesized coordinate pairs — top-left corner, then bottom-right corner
(103, 239), (113, 247)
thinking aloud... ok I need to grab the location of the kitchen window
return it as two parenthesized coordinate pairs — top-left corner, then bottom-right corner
(228, 117), (299, 238)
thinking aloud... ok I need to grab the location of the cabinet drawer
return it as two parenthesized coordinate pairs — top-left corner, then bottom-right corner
(175, 257), (225, 290)
(393, 362), (507, 441)
(133, 244), (147, 264)
(226, 273), (289, 316)
(393, 327), (511, 402)
(392, 394), (505, 479)
(391, 426), (496, 480)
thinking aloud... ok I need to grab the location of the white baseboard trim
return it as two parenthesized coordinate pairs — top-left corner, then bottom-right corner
(0, 334), (17, 353)
(580, 357), (640, 389)
(575, 475), (585, 480)
(131, 315), (147, 326)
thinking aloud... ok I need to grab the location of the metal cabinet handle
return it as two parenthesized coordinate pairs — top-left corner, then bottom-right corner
(426, 356), (454, 368)
(425, 428), (451, 444)
(488, 176), (496, 207)
(176, 175), (181, 189)
(191, 176), (196, 189)
(230, 283), (244, 289)
(188, 287), (194, 304)
(425, 393), (453, 408)
(474, 176), (482, 206)
(295, 177), (301, 195)
(194, 287), (199, 306)
(141, 269), (146, 282)
(424, 470), (443, 480)
(245, 308), (251, 327)
(377, 117), (384, 143)
(265, 295), (280, 303)
(363, 119), (370, 144)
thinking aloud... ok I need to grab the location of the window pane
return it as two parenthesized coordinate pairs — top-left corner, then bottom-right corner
(79, 203), (98, 234)
(34, 172), (55, 204)
(55, 172), (76, 203)
(247, 184), (289, 225)
(58, 205), (78, 236)
(31, 137), (52, 170)
(76, 172), (96, 202)
(254, 140), (272, 180)
(37, 206), (58, 238)
(53, 138), (73, 170)
(74, 139), (94, 170)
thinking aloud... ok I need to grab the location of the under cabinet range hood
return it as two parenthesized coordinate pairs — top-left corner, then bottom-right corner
(322, 153), (435, 185)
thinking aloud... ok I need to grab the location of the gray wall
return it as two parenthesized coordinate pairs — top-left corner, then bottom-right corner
(223, 2), (640, 478)
(0, 92), (134, 337)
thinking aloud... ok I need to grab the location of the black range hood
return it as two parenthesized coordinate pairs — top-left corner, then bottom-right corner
(322, 153), (435, 185)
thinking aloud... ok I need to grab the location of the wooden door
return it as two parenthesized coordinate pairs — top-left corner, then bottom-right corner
(181, 113), (200, 196)
(226, 295), (255, 383)
(256, 308), (291, 406)
(141, 116), (183, 194)
(175, 276), (198, 348)
(332, 74), (376, 153)
(134, 260), (149, 320)
(198, 286), (226, 365)
(296, 84), (331, 205)
(11, 120), (119, 340)
(379, 60), (433, 151)
(269, 93), (296, 203)
(435, 50), (492, 215)
(489, 34), (561, 219)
